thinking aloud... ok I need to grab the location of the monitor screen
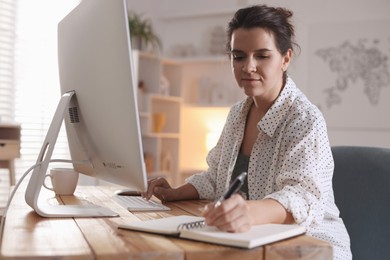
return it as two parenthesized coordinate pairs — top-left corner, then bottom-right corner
(24, 0), (147, 217)
(58, 0), (146, 191)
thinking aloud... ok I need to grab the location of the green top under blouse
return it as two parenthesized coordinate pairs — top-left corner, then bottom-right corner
(230, 152), (249, 198)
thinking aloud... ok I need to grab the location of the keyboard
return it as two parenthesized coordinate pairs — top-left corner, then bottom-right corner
(113, 195), (170, 212)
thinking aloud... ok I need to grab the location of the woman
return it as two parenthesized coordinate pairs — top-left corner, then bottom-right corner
(143, 5), (351, 259)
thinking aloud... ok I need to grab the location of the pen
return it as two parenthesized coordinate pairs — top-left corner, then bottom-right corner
(189, 171), (247, 230)
(214, 171), (247, 208)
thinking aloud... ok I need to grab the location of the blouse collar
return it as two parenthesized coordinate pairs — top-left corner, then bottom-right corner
(234, 76), (299, 138)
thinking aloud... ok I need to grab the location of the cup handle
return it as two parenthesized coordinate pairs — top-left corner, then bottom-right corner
(43, 174), (54, 191)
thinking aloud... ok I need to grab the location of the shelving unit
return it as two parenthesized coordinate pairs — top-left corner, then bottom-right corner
(173, 56), (245, 183)
(135, 51), (245, 185)
(177, 56), (244, 107)
(136, 52), (182, 185)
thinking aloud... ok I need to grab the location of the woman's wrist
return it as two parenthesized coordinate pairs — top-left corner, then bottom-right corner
(247, 199), (295, 225)
(172, 183), (199, 201)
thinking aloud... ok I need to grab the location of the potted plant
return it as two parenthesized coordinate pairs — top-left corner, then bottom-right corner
(128, 12), (162, 52)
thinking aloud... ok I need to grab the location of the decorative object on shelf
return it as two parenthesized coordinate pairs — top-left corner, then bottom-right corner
(170, 44), (197, 57)
(137, 81), (145, 111)
(161, 152), (173, 173)
(198, 77), (212, 105)
(144, 153), (155, 173)
(209, 26), (226, 55)
(211, 83), (230, 105)
(197, 78), (231, 106)
(128, 12), (162, 52)
(152, 113), (166, 133)
(159, 75), (170, 96)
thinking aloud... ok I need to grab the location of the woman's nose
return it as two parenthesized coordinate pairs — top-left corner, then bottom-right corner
(242, 57), (257, 72)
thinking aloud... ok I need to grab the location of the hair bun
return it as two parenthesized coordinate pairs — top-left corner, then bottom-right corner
(276, 7), (293, 19)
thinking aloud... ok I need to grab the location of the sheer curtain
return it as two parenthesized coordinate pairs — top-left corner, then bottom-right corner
(2, 0), (79, 181)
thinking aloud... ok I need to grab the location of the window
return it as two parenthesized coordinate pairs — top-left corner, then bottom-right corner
(0, 0), (16, 122)
(0, 0), (80, 181)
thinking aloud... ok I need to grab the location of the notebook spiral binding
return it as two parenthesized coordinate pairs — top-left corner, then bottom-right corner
(177, 220), (205, 231)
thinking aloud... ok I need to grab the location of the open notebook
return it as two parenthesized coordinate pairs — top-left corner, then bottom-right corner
(118, 215), (306, 249)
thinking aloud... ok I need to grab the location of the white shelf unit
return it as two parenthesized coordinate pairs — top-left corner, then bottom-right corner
(135, 52), (245, 185)
(173, 56), (244, 184)
(136, 52), (182, 185)
(177, 56), (244, 107)
(140, 95), (181, 135)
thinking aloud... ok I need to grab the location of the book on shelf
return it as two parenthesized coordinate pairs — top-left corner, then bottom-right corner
(118, 215), (306, 249)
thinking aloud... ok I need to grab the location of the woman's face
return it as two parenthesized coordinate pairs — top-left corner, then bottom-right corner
(230, 27), (291, 101)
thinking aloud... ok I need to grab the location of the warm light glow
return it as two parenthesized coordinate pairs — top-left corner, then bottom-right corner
(180, 102), (229, 171)
(204, 109), (228, 152)
(206, 132), (220, 152)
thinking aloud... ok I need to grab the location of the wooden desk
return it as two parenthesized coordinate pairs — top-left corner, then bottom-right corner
(1, 186), (332, 259)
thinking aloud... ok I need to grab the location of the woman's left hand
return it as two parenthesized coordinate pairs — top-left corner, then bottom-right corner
(202, 194), (252, 232)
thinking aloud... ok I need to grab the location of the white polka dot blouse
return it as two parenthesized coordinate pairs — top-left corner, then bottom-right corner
(186, 76), (352, 260)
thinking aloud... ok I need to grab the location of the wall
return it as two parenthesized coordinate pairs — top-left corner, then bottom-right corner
(127, 0), (390, 172)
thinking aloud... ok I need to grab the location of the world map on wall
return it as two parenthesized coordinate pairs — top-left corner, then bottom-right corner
(315, 39), (390, 109)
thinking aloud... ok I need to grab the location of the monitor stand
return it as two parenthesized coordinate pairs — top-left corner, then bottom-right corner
(24, 91), (118, 217)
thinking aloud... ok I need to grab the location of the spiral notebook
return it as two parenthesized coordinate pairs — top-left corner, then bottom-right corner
(118, 215), (306, 249)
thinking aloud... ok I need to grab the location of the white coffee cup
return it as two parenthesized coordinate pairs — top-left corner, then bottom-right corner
(43, 168), (79, 195)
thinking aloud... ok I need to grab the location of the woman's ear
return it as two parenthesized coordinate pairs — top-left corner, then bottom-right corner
(282, 48), (292, 71)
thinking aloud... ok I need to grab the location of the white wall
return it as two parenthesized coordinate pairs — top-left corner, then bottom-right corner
(127, 0), (390, 171)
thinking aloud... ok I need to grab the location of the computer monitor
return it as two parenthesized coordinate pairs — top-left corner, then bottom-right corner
(25, 0), (147, 217)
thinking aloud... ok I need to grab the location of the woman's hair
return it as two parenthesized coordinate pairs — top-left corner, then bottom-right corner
(226, 5), (299, 56)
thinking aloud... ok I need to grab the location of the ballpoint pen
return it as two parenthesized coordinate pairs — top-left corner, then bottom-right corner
(214, 171), (247, 208)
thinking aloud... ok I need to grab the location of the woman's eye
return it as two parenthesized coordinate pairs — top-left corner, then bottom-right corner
(232, 55), (245, 61)
(256, 55), (269, 59)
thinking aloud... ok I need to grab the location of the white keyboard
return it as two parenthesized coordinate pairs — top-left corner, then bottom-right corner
(113, 195), (170, 212)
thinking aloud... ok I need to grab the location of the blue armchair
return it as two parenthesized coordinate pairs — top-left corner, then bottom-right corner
(331, 146), (390, 260)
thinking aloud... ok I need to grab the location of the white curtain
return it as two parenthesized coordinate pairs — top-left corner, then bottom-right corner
(0, 0), (80, 181)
